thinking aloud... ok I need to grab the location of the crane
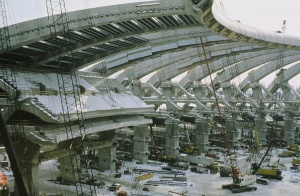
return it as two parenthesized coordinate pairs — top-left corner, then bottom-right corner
(0, 0), (33, 195)
(252, 139), (283, 180)
(198, 36), (256, 193)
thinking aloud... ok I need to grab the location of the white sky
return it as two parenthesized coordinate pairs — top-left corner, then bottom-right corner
(4, 0), (300, 88)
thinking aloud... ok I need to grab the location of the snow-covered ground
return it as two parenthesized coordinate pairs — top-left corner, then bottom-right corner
(3, 148), (300, 196)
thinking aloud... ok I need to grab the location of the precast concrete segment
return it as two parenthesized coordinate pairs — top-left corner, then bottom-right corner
(241, 63), (300, 91)
(143, 48), (278, 93)
(148, 45), (271, 86)
(182, 50), (299, 89)
(213, 52), (300, 86)
(267, 63), (300, 94)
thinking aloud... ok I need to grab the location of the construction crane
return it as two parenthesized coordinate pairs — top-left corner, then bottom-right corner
(252, 139), (283, 180)
(0, 0), (32, 195)
(198, 36), (257, 193)
(46, 0), (96, 195)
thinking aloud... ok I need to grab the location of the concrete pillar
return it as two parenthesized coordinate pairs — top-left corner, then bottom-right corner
(161, 81), (177, 111)
(195, 118), (209, 153)
(192, 81), (207, 99)
(225, 117), (238, 148)
(14, 140), (40, 196)
(254, 117), (267, 146)
(161, 81), (175, 98)
(221, 82), (234, 100)
(282, 82), (292, 100)
(133, 125), (150, 164)
(282, 83), (295, 144)
(98, 146), (116, 172)
(284, 114), (295, 145)
(251, 83), (263, 101)
(131, 79), (144, 97)
(59, 154), (80, 184)
(165, 120), (180, 157)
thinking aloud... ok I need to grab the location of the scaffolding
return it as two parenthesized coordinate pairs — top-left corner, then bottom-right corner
(46, 0), (96, 195)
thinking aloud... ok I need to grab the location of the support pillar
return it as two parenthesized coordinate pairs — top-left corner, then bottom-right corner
(284, 114), (295, 145)
(59, 154), (80, 184)
(251, 82), (264, 101)
(98, 146), (116, 172)
(192, 81), (208, 99)
(131, 79), (144, 97)
(221, 82), (234, 100)
(225, 117), (237, 149)
(165, 120), (180, 157)
(254, 117), (267, 146)
(195, 118), (209, 153)
(133, 125), (150, 164)
(14, 140), (40, 196)
(161, 81), (176, 111)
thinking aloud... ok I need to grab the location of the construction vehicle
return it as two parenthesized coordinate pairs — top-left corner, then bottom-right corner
(108, 183), (121, 191)
(278, 150), (295, 157)
(220, 166), (232, 177)
(287, 143), (299, 152)
(291, 156), (300, 165)
(222, 166), (257, 192)
(252, 140), (283, 180)
(181, 123), (200, 155)
(182, 144), (200, 155)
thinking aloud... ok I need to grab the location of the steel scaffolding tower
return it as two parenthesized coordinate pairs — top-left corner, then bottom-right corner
(46, 0), (96, 195)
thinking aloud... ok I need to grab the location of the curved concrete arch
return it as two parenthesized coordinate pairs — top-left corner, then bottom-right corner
(109, 35), (253, 84)
(180, 48), (282, 87)
(113, 47), (199, 84)
(240, 54), (300, 90)
(138, 48), (290, 99)
(267, 63), (300, 93)
(212, 51), (300, 85)
(138, 44), (271, 89)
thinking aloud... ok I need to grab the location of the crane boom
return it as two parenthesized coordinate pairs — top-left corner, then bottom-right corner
(252, 140), (275, 173)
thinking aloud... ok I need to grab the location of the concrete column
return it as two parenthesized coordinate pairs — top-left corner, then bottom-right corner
(98, 146), (116, 172)
(284, 114), (295, 145)
(59, 154), (80, 184)
(251, 83), (263, 101)
(161, 81), (177, 111)
(282, 82), (292, 100)
(282, 83), (295, 144)
(161, 81), (175, 98)
(221, 82), (233, 100)
(254, 117), (267, 146)
(14, 140), (40, 196)
(225, 117), (237, 149)
(133, 125), (150, 164)
(165, 120), (180, 157)
(195, 118), (209, 153)
(131, 79), (144, 97)
(192, 81), (207, 99)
